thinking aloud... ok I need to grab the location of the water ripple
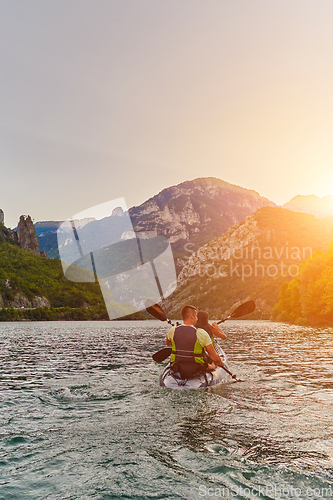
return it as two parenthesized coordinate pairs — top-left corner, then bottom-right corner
(1, 320), (333, 499)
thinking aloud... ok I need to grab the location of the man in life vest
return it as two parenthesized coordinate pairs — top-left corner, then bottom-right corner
(165, 304), (225, 379)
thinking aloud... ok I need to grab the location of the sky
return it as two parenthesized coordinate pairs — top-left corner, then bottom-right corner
(1, 0), (333, 228)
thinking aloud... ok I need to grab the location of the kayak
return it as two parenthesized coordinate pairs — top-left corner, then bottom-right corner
(159, 364), (228, 389)
(159, 345), (229, 390)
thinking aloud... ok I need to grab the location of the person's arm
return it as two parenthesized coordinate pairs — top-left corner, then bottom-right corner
(197, 329), (224, 367)
(205, 344), (224, 366)
(166, 326), (175, 346)
(210, 322), (227, 340)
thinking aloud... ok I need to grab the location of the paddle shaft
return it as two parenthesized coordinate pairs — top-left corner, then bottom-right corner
(217, 314), (232, 325)
(216, 300), (255, 324)
(220, 364), (242, 381)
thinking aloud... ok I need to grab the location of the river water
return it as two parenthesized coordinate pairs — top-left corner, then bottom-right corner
(0, 320), (333, 500)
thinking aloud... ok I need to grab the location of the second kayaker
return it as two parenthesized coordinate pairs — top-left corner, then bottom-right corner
(196, 310), (227, 344)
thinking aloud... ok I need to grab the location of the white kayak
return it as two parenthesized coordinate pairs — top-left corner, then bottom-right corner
(159, 345), (229, 390)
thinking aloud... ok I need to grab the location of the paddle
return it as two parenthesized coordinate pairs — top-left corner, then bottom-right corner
(216, 300), (255, 324)
(145, 300), (174, 326)
(218, 365), (242, 382)
(145, 301), (176, 362)
(152, 347), (174, 363)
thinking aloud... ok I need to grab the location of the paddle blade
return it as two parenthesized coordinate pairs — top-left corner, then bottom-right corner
(152, 347), (172, 362)
(231, 300), (255, 319)
(145, 300), (168, 322)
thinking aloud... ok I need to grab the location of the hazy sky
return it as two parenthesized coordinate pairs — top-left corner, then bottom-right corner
(1, 0), (333, 228)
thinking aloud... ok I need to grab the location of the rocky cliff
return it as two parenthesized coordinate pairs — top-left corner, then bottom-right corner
(6, 293), (50, 309)
(0, 211), (18, 243)
(17, 215), (40, 255)
(129, 177), (276, 272)
(0, 219), (106, 316)
(130, 177), (275, 241)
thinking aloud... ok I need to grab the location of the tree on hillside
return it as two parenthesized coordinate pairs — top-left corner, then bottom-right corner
(272, 244), (333, 325)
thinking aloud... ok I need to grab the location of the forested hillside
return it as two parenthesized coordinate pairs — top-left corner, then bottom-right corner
(0, 223), (144, 321)
(163, 207), (333, 319)
(272, 243), (333, 325)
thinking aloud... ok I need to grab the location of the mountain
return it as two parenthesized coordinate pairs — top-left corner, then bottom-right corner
(283, 194), (333, 218)
(36, 178), (276, 273)
(162, 207), (333, 319)
(34, 221), (63, 259)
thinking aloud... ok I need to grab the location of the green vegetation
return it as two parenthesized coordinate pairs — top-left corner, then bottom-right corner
(5, 203), (333, 324)
(0, 224), (146, 321)
(0, 305), (108, 321)
(272, 243), (333, 325)
(0, 240), (103, 307)
(0, 306), (147, 322)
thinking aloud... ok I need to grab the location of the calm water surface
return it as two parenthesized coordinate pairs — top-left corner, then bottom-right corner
(0, 320), (333, 500)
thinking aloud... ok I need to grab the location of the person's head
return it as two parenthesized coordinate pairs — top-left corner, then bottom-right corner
(197, 310), (209, 327)
(181, 305), (197, 325)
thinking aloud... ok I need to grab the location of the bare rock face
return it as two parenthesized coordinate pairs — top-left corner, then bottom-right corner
(8, 294), (50, 309)
(176, 215), (261, 288)
(17, 215), (40, 255)
(0, 209), (4, 224)
(9, 293), (32, 309)
(129, 177), (276, 248)
(31, 296), (50, 308)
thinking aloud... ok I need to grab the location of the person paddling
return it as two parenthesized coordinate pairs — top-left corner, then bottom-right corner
(196, 310), (227, 344)
(165, 305), (225, 380)
(196, 310), (227, 368)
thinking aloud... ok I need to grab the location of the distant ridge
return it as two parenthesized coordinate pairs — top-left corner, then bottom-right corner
(34, 221), (63, 259)
(283, 194), (333, 218)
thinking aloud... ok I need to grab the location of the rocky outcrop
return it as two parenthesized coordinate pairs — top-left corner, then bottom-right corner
(0, 222), (18, 243)
(7, 294), (50, 309)
(0, 209), (4, 225)
(31, 296), (50, 308)
(17, 215), (40, 255)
